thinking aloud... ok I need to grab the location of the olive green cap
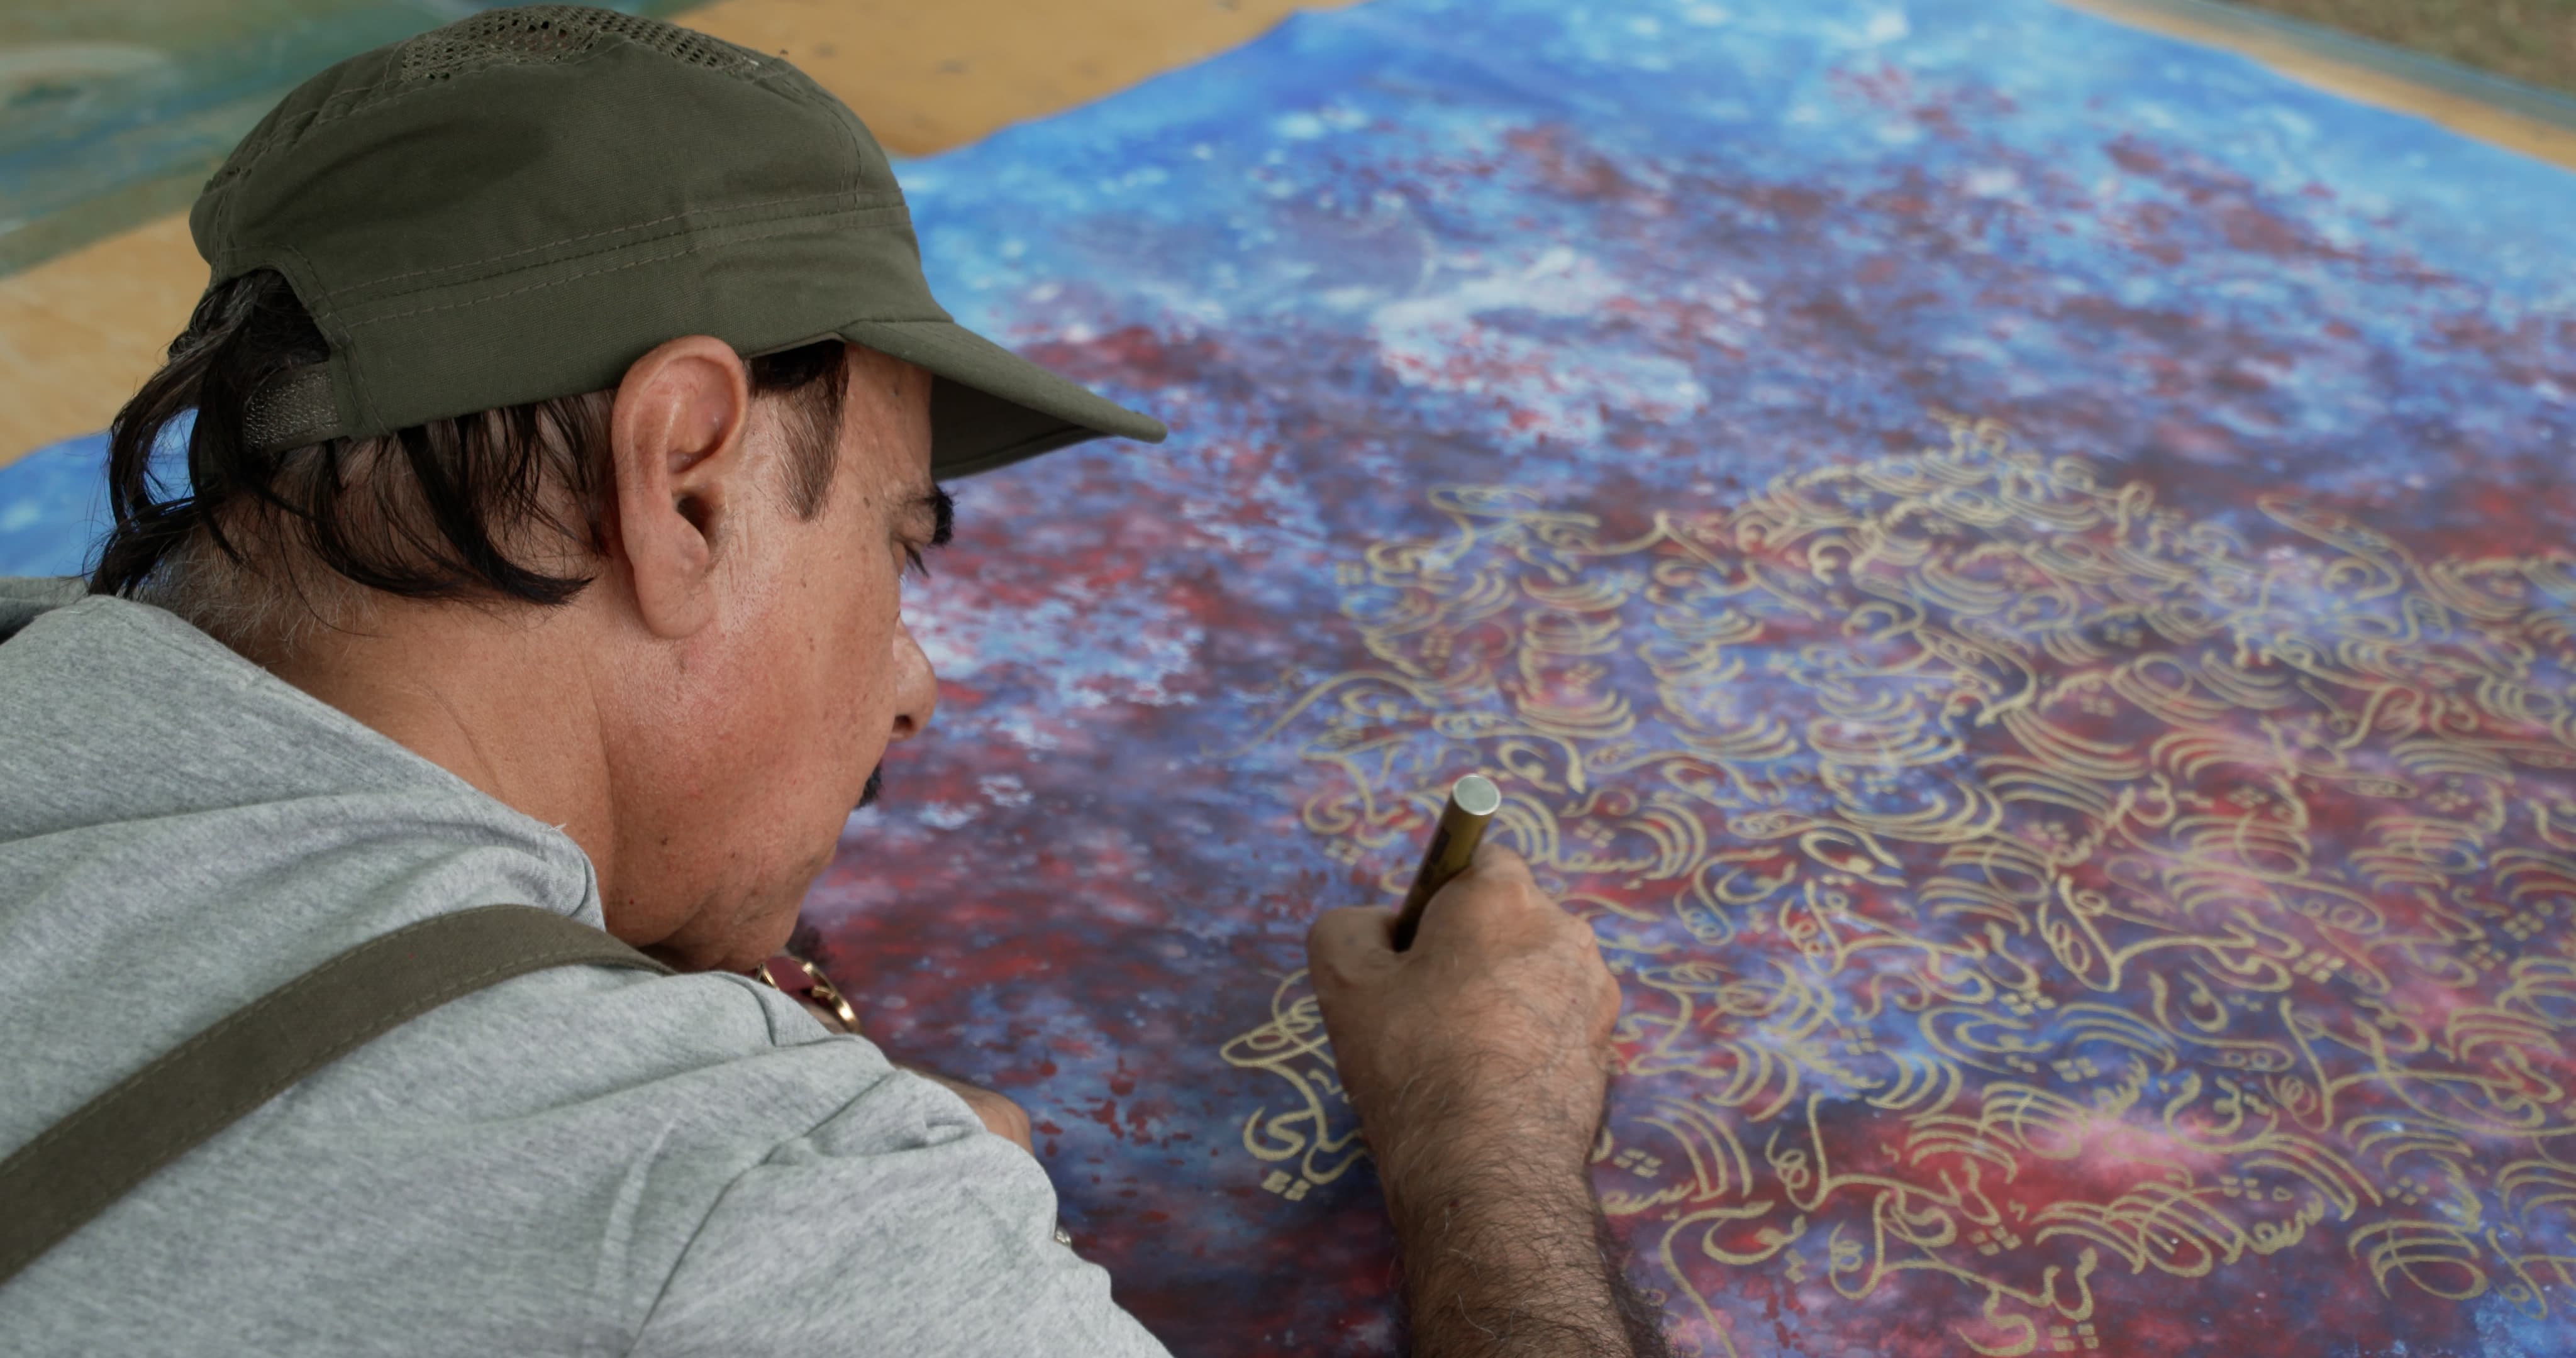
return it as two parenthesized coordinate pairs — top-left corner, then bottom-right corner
(196, 5), (1166, 477)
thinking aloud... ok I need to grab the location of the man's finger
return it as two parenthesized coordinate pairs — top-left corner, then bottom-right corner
(1408, 841), (1539, 946)
(1307, 906), (1399, 984)
(1467, 839), (1534, 880)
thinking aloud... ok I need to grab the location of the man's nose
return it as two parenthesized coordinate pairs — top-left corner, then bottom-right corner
(887, 624), (938, 741)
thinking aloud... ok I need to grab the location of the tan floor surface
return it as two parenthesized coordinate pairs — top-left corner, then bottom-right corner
(0, 0), (1360, 466)
(0, 0), (2565, 468)
(2062, 0), (2576, 166)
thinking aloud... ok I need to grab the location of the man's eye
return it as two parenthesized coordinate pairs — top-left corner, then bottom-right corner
(902, 544), (931, 578)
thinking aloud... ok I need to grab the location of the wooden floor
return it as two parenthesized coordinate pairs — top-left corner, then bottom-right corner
(0, 0), (2565, 468)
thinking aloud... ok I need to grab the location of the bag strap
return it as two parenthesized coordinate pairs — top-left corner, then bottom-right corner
(0, 904), (672, 1286)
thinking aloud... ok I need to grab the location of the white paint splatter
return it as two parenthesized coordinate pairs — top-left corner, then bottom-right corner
(1965, 167), (2021, 197)
(918, 802), (980, 831)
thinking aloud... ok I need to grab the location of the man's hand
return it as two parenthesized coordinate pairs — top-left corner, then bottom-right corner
(1309, 841), (1618, 1181)
(911, 1068), (1035, 1154)
(1309, 842), (1665, 1357)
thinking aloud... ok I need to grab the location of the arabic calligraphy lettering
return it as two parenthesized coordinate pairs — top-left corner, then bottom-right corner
(1219, 416), (2576, 1354)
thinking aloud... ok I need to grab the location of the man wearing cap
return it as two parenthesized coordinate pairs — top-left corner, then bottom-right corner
(0, 8), (1659, 1356)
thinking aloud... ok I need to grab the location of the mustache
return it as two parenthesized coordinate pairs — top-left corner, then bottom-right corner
(857, 764), (885, 811)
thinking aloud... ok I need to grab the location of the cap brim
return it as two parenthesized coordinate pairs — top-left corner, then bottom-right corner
(835, 319), (1167, 478)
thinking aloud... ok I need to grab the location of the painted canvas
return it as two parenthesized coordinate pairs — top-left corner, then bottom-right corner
(5, 0), (2573, 1354)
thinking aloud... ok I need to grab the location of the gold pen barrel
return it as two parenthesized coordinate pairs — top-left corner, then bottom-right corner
(1392, 774), (1502, 951)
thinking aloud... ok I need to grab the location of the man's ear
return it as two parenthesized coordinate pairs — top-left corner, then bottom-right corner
(606, 336), (753, 639)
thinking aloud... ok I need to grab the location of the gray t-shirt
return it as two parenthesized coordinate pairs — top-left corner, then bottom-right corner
(0, 582), (1170, 1357)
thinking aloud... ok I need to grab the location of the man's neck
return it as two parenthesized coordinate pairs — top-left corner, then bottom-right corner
(265, 605), (623, 893)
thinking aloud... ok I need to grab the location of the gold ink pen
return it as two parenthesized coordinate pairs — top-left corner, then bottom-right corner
(1392, 774), (1503, 951)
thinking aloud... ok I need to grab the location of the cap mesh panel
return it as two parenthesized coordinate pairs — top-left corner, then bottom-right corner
(397, 6), (757, 83)
(210, 8), (766, 194)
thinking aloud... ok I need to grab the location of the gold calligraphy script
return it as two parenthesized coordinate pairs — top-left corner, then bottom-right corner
(1221, 416), (2576, 1354)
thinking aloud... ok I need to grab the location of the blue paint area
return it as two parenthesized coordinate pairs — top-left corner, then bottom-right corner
(5, 1), (2573, 1354)
(0, 434), (110, 578)
(1, 417), (193, 578)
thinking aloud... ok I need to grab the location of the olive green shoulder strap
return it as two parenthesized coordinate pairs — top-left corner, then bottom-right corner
(0, 904), (672, 1286)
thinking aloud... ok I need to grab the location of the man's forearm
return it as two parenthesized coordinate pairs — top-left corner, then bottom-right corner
(1387, 1160), (1670, 1358)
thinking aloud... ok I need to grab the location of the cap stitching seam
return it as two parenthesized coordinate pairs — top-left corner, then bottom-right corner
(338, 211), (916, 428)
(332, 189), (904, 293)
(339, 218), (816, 333)
(335, 205), (904, 329)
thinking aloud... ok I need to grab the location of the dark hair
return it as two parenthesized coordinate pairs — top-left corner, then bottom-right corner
(90, 268), (848, 612)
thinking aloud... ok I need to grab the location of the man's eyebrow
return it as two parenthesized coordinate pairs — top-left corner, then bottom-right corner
(905, 485), (955, 547)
